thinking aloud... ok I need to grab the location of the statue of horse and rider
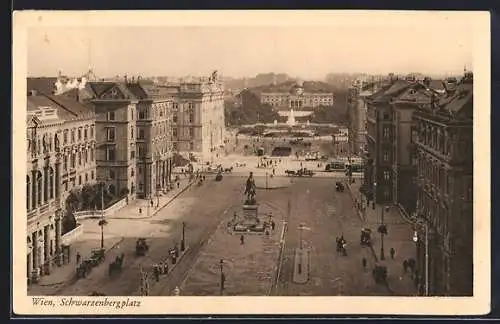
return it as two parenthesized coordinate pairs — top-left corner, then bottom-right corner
(244, 172), (257, 205)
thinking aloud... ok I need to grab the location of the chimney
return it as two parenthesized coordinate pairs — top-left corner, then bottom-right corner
(423, 77), (431, 87)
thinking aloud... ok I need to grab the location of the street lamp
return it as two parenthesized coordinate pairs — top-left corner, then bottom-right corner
(181, 221), (186, 251)
(98, 181), (108, 250)
(219, 258), (225, 295)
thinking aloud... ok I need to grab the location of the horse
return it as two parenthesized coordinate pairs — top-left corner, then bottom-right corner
(108, 253), (125, 277)
(285, 170), (296, 176)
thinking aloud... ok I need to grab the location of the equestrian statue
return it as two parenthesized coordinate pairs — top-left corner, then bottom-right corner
(244, 172), (257, 205)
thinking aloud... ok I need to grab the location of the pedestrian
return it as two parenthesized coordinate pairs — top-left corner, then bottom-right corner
(76, 252), (81, 264)
(272, 168), (275, 175)
(408, 258), (416, 273)
(403, 259), (408, 274)
(150, 200), (153, 207)
(390, 247), (395, 260)
(177, 182), (180, 189)
(139, 207), (142, 214)
(163, 261), (169, 275)
(271, 220), (275, 230)
(153, 264), (160, 282)
(240, 234), (245, 245)
(362, 257), (367, 270)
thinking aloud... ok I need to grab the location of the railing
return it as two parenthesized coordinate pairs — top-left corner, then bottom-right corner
(73, 197), (127, 220)
(61, 223), (83, 245)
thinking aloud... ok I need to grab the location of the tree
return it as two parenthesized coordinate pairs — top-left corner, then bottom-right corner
(80, 184), (96, 210)
(62, 211), (77, 235)
(225, 90), (280, 126)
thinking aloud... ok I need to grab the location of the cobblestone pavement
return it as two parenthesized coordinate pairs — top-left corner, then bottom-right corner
(275, 177), (392, 296)
(346, 180), (417, 296)
(30, 177), (246, 296)
(179, 202), (284, 296)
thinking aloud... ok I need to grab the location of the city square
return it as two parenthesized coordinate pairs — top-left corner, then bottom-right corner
(21, 18), (476, 300)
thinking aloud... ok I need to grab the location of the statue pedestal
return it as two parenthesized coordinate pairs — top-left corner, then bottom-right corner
(242, 204), (258, 225)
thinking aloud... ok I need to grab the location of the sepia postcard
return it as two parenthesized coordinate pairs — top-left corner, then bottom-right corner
(12, 10), (491, 316)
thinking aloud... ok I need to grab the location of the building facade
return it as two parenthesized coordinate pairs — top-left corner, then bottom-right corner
(413, 72), (473, 296)
(391, 81), (439, 217)
(87, 81), (140, 200)
(26, 91), (96, 283)
(169, 74), (225, 162)
(260, 81), (334, 110)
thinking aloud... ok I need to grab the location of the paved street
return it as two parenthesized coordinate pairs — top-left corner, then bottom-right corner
(31, 176), (247, 296)
(275, 177), (392, 296)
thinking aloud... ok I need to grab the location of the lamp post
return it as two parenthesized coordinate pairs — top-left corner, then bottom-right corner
(181, 221), (186, 251)
(98, 181), (108, 250)
(219, 258), (225, 295)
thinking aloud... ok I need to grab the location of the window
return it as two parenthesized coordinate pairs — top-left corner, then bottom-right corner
(138, 144), (145, 158)
(107, 111), (115, 121)
(78, 152), (82, 166)
(91, 170), (94, 179)
(138, 128), (145, 140)
(138, 166), (143, 175)
(131, 150), (136, 159)
(49, 167), (54, 199)
(138, 110), (146, 119)
(189, 111), (194, 123)
(130, 126), (134, 138)
(109, 170), (115, 179)
(63, 130), (68, 144)
(106, 147), (116, 161)
(78, 175), (82, 185)
(84, 128), (88, 140)
(71, 129), (75, 143)
(130, 107), (134, 120)
(189, 128), (194, 138)
(173, 114), (178, 123)
(131, 169), (135, 177)
(84, 149), (88, 163)
(85, 173), (88, 182)
(26, 175), (31, 210)
(107, 128), (115, 141)
(384, 188), (390, 199)
(78, 128), (82, 141)
(173, 128), (177, 138)
(384, 171), (390, 181)
(383, 127), (390, 139)
(189, 142), (194, 150)
(90, 125), (94, 138)
(188, 102), (194, 110)
(90, 148), (94, 161)
(383, 113), (390, 120)
(63, 155), (68, 171)
(71, 153), (76, 168)
(383, 151), (389, 162)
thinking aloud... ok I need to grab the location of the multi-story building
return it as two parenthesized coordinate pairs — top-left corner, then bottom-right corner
(364, 78), (411, 204)
(167, 73), (225, 162)
(260, 81), (334, 110)
(26, 90), (96, 283)
(391, 79), (440, 217)
(413, 71), (473, 296)
(85, 78), (179, 200)
(86, 80), (140, 199)
(125, 82), (175, 199)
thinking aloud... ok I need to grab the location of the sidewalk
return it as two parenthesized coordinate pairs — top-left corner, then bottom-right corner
(346, 180), (417, 296)
(28, 235), (124, 295)
(108, 178), (194, 220)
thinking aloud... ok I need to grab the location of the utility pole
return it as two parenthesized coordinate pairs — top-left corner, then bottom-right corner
(181, 221), (186, 251)
(380, 205), (385, 260)
(219, 259), (225, 296)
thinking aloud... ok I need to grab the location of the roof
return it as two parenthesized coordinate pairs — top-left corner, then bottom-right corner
(27, 77), (58, 95)
(260, 80), (334, 94)
(27, 94), (94, 121)
(439, 83), (473, 113)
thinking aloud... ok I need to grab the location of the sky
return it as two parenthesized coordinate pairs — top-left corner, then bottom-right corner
(27, 24), (474, 80)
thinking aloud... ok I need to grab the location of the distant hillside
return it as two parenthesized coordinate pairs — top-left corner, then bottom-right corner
(224, 73), (295, 90)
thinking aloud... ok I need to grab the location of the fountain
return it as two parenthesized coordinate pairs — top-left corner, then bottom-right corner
(287, 108), (297, 126)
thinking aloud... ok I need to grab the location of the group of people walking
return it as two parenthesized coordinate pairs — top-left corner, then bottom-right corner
(151, 244), (180, 282)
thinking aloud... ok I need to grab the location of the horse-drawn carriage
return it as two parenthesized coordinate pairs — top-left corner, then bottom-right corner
(285, 168), (314, 177)
(108, 253), (125, 277)
(215, 171), (223, 181)
(360, 227), (372, 246)
(335, 181), (345, 192)
(136, 238), (149, 256)
(90, 248), (105, 266)
(76, 260), (93, 279)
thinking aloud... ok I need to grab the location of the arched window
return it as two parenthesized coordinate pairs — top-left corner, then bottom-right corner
(36, 171), (42, 206)
(26, 175), (31, 210)
(49, 167), (54, 199)
(78, 151), (82, 166)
